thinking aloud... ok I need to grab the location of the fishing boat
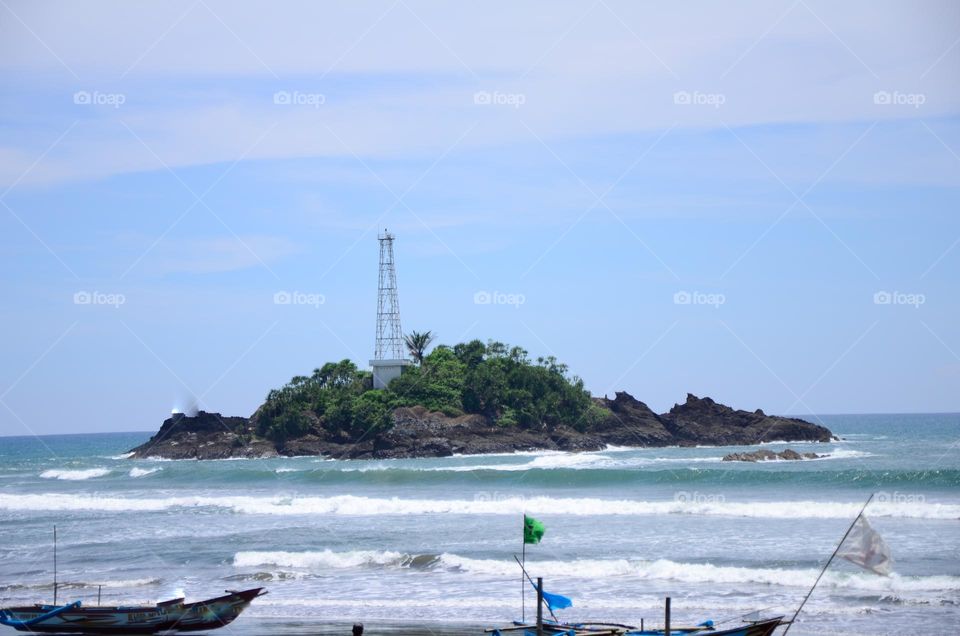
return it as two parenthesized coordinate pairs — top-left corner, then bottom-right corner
(488, 615), (784, 636)
(0, 588), (266, 634)
(497, 556), (785, 636)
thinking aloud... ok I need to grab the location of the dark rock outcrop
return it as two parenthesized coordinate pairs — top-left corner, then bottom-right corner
(663, 394), (833, 446)
(590, 392), (674, 447)
(722, 448), (824, 462)
(129, 393), (834, 460)
(129, 411), (277, 460)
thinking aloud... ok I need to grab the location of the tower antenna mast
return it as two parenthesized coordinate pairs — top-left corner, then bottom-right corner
(370, 229), (410, 388)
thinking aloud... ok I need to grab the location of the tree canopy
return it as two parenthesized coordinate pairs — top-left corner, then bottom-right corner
(254, 339), (607, 444)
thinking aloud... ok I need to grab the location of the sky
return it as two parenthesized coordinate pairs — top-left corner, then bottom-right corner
(1, 1), (958, 436)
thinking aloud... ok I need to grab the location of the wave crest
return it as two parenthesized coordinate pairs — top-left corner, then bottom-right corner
(39, 468), (111, 481)
(1, 493), (955, 520)
(232, 549), (960, 594)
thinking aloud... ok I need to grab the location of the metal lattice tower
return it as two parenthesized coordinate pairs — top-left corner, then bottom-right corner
(374, 229), (406, 360)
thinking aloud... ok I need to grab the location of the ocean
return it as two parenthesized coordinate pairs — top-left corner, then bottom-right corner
(0, 413), (957, 635)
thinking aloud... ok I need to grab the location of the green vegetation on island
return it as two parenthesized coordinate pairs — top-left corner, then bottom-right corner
(254, 336), (609, 444)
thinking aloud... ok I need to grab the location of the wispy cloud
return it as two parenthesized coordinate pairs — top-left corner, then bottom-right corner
(148, 235), (300, 275)
(1, 1), (957, 187)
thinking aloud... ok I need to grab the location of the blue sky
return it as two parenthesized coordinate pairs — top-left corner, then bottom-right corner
(1, 1), (958, 435)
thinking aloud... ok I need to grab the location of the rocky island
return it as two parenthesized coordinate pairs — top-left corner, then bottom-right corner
(130, 339), (834, 460)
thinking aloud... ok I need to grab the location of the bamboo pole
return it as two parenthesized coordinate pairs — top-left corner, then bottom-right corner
(782, 493), (874, 636)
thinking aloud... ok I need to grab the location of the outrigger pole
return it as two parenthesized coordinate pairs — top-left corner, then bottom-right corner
(782, 492), (874, 636)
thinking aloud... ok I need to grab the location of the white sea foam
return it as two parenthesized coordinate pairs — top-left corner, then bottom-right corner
(2, 493), (955, 519)
(63, 577), (160, 589)
(39, 468), (111, 481)
(450, 449), (568, 459)
(129, 467), (161, 478)
(812, 448), (875, 460)
(435, 453), (615, 472)
(6, 577), (161, 592)
(412, 448), (868, 472)
(233, 549), (960, 594)
(234, 549), (408, 569)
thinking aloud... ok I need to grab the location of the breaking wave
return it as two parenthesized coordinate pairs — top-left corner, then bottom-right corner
(39, 468), (111, 481)
(232, 550), (960, 594)
(2, 493), (956, 520)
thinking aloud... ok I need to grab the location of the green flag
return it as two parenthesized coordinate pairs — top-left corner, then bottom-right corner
(523, 514), (545, 544)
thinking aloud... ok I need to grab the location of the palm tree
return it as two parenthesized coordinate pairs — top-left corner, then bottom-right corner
(404, 330), (435, 365)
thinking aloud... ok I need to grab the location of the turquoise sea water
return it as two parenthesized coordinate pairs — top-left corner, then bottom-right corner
(0, 413), (957, 635)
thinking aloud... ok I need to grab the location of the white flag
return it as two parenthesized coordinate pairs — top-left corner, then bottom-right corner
(837, 516), (892, 575)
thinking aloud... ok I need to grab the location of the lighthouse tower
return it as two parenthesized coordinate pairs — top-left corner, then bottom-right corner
(370, 229), (410, 389)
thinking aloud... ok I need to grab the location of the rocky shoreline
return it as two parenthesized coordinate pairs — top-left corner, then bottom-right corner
(129, 393), (835, 460)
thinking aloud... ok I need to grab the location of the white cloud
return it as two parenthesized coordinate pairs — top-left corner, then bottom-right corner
(0, 0), (957, 187)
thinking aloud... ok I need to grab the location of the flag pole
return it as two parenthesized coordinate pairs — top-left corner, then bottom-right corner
(521, 526), (526, 623)
(53, 525), (58, 606)
(782, 492), (874, 635)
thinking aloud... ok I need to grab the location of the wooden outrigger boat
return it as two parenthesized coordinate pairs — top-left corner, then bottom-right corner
(492, 558), (786, 636)
(489, 615), (784, 635)
(0, 588), (266, 634)
(1, 528), (265, 634)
